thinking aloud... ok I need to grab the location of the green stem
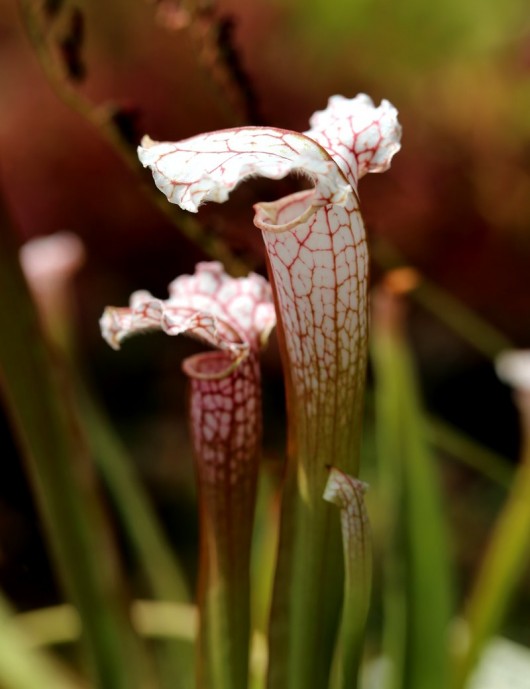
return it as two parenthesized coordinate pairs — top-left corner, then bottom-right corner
(0, 208), (146, 689)
(249, 469), (278, 689)
(21, 236), (193, 686)
(426, 415), (513, 489)
(413, 281), (511, 359)
(371, 288), (453, 689)
(19, 238), (193, 687)
(82, 391), (190, 603)
(266, 441), (350, 689)
(365, 392), (513, 489)
(198, 509), (252, 689)
(452, 420), (530, 689)
(79, 388), (194, 689)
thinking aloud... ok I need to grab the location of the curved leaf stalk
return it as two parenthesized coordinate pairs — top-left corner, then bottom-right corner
(323, 468), (371, 689)
(371, 284), (453, 689)
(0, 203), (148, 689)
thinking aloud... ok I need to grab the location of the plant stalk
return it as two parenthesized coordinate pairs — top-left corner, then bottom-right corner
(0, 205), (147, 689)
(452, 388), (530, 689)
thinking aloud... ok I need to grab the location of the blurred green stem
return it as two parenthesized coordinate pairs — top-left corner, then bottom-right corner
(452, 391), (530, 689)
(366, 390), (513, 489)
(80, 391), (190, 604)
(413, 280), (511, 359)
(79, 388), (194, 689)
(19, 234), (193, 686)
(426, 415), (513, 488)
(250, 469), (278, 689)
(0, 208), (145, 689)
(371, 285), (453, 689)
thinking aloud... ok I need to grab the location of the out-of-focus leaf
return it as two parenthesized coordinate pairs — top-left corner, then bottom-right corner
(452, 425), (530, 688)
(371, 287), (453, 689)
(0, 204), (148, 689)
(372, 240), (512, 359)
(0, 595), (83, 689)
(426, 415), (513, 488)
(79, 389), (194, 689)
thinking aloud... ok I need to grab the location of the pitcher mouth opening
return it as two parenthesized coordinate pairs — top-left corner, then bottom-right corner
(182, 349), (247, 381)
(253, 188), (318, 233)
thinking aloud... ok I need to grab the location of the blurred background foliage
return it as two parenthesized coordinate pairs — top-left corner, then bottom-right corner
(1, 0), (530, 684)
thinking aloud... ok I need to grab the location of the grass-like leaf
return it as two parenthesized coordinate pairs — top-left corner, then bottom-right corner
(452, 421), (530, 688)
(0, 209), (148, 689)
(371, 287), (453, 689)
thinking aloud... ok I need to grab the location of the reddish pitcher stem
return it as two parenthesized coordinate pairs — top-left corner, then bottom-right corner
(187, 351), (262, 689)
